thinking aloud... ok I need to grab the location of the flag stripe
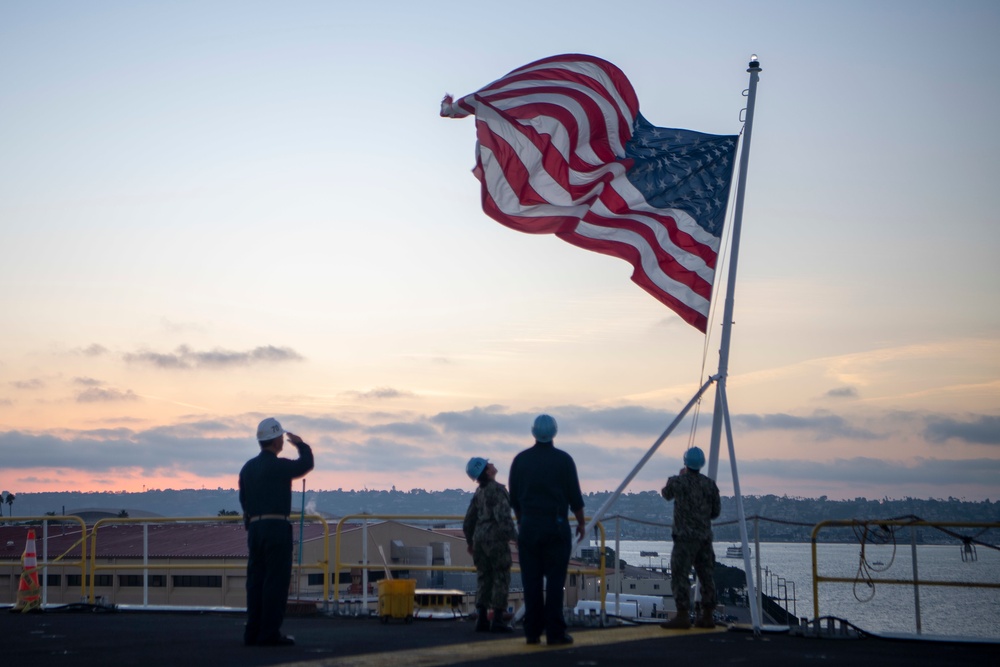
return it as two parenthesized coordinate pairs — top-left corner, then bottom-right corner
(443, 54), (737, 332)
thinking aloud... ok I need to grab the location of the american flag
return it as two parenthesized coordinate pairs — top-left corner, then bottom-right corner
(441, 54), (738, 332)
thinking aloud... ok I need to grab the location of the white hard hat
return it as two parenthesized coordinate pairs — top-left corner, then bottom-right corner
(256, 417), (285, 442)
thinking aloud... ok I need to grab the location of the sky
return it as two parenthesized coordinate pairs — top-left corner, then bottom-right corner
(1, 1), (998, 503)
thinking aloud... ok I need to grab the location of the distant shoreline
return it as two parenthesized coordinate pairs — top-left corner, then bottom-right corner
(3, 489), (994, 546)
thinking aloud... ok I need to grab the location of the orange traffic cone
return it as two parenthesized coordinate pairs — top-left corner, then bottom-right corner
(11, 528), (41, 613)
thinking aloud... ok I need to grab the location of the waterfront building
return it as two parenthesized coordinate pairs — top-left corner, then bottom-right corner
(0, 518), (593, 613)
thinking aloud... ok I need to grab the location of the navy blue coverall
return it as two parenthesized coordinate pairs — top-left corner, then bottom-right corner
(238, 441), (313, 645)
(509, 441), (584, 643)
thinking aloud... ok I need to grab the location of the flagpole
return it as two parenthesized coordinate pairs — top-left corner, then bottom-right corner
(704, 54), (762, 634)
(719, 382), (762, 631)
(706, 55), (763, 481)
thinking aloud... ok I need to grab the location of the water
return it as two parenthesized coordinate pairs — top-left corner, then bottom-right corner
(602, 539), (1000, 639)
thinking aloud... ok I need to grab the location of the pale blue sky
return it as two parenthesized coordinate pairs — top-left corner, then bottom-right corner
(1, 1), (998, 500)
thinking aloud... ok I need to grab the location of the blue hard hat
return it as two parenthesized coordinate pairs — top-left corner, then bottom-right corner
(684, 446), (705, 471)
(531, 414), (558, 443)
(466, 457), (489, 481)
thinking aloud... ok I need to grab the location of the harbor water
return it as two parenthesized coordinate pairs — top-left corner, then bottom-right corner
(604, 540), (1000, 639)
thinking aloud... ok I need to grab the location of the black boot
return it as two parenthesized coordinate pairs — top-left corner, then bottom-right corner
(660, 606), (691, 629)
(490, 609), (513, 633)
(695, 604), (716, 628)
(475, 606), (490, 632)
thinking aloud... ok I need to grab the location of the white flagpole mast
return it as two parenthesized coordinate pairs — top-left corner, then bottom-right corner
(705, 55), (763, 633)
(707, 55), (762, 480)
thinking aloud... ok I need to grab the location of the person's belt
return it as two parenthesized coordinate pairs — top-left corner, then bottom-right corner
(248, 514), (289, 523)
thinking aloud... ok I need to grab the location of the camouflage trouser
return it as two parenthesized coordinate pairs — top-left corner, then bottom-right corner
(473, 538), (512, 610)
(670, 538), (717, 612)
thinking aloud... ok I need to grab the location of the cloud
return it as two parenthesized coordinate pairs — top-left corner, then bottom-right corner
(3, 402), (998, 498)
(330, 437), (454, 474)
(653, 315), (686, 331)
(352, 387), (416, 400)
(924, 415), (1000, 445)
(143, 420), (234, 438)
(429, 405), (888, 444)
(563, 441), (653, 479)
(738, 456), (1000, 487)
(284, 415), (358, 433)
(70, 427), (136, 439)
(81, 344), (108, 357)
(430, 406), (526, 436)
(732, 411), (881, 441)
(557, 405), (683, 436)
(160, 317), (206, 334)
(94, 416), (148, 425)
(368, 422), (439, 438)
(824, 387), (858, 399)
(76, 387), (140, 403)
(0, 429), (248, 478)
(124, 344), (303, 370)
(428, 405), (677, 439)
(74, 377), (104, 386)
(123, 350), (188, 369)
(11, 378), (45, 390)
(17, 476), (65, 485)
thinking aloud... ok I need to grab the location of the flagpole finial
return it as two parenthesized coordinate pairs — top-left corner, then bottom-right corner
(748, 54), (762, 72)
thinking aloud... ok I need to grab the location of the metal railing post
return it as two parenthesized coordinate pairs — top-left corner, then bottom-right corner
(911, 525), (922, 634)
(811, 536), (820, 620)
(755, 516), (762, 621)
(614, 516), (621, 619)
(143, 522), (149, 607)
(781, 577), (788, 616)
(362, 517), (369, 614)
(42, 520), (49, 607)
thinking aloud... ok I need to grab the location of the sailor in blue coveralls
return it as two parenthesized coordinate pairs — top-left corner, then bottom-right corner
(508, 414), (586, 646)
(239, 417), (314, 646)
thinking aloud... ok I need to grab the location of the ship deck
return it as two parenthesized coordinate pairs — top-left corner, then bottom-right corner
(5, 607), (997, 667)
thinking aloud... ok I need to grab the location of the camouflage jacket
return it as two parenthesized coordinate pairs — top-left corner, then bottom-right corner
(661, 470), (721, 542)
(463, 480), (517, 547)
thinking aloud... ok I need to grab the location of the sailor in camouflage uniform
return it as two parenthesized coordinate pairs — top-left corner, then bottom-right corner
(463, 457), (518, 632)
(660, 446), (721, 629)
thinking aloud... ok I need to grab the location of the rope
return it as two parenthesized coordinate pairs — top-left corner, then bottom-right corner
(851, 520), (898, 602)
(700, 123), (747, 379)
(687, 124), (748, 454)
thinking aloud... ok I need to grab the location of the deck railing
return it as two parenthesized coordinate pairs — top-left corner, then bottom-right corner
(3, 514), (605, 612)
(86, 515), (330, 605)
(810, 518), (1000, 634)
(0, 515), (89, 604)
